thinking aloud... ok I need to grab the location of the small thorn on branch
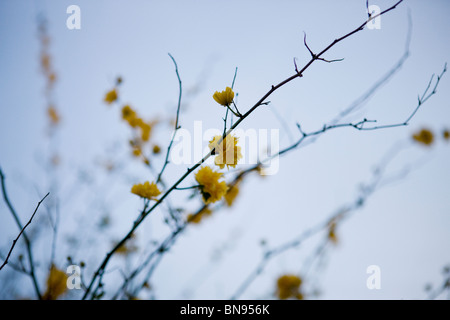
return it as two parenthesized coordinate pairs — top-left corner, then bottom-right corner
(303, 32), (316, 59)
(304, 32), (343, 63)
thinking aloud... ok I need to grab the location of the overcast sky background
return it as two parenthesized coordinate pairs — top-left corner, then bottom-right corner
(0, 0), (449, 299)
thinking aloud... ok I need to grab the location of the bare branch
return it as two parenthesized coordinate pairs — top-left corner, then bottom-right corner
(0, 192), (49, 271)
(81, 1), (405, 300)
(330, 9), (412, 125)
(0, 167), (43, 299)
(230, 139), (410, 299)
(156, 53), (183, 185)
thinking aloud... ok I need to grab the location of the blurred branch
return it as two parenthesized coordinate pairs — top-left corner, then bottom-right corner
(82, 1), (405, 300)
(0, 167), (45, 299)
(275, 63), (446, 158)
(230, 139), (412, 300)
(104, 38), (443, 301)
(112, 167), (257, 299)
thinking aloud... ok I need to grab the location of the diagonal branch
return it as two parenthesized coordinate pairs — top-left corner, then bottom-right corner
(303, 32), (344, 63)
(230, 139), (411, 300)
(329, 8), (412, 125)
(156, 53), (183, 185)
(81, 1), (404, 300)
(0, 192), (49, 271)
(0, 167), (43, 299)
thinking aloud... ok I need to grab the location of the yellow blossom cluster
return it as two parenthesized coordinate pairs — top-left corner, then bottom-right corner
(47, 105), (60, 126)
(411, 128), (450, 146)
(38, 20), (60, 127)
(121, 105), (153, 142)
(131, 181), (161, 200)
(195, 166), (228, 204)
(276, 274), (304, 300)
(104, 77), (122, 105)
(39, 28), (57, 92)
(43, 264), (68, 300)
(209, 134), (242, 169)
(412, 128), (434, 146)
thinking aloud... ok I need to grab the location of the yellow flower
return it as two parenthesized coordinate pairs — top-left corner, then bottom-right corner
(41, 53), (51, 72)
(152, 145), (161, 154)
(328, 221), (338, 244)
(47, 106), (60, 125)
(104, 88), (118, 104)
(208, 134), (242, 169)
(224, 183), (239, 207)
(412, 128), (434, 146)
(122, 105), (137, 122)
(132, 147), (142, 157)
(187, 207), (213, 224)
(128, 116), (143, 128)
(48, 72), (57, 84)
(443, 130), (449, 141)
(213, 87), (234, 106)
(131, 181), (161, 200)
(276, 274), (303, 300)
(139, 122), (152, 142)
(195, 166), (228, 204)
(43, 264), (68, 300)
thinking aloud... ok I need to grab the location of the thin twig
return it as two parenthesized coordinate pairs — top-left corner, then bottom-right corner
(81, 1), (404, 300)
(329, 8), (412, 125)
(156, 53), (183, 185)
(0, 167), (43, 299)
(113, 58), (443, 299)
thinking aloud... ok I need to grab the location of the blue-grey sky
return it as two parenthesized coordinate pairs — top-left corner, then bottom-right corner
(0, 0), (449, 299)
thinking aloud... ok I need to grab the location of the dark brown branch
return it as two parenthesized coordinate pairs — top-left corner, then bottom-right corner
(230, 140), (409, 300)
(0, 192), (49, 271)
(275, 63), (446, 158)
(114, 42), (443, 299)
(114, 167), (258, 299)
(330, 8), (412, 125)
(0, 167), (44, 299)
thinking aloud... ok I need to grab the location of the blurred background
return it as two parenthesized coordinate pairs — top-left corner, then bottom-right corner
(0, 0), (449, 299)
